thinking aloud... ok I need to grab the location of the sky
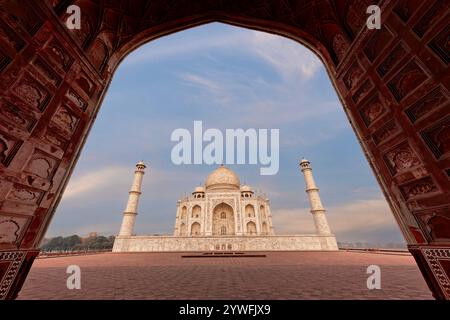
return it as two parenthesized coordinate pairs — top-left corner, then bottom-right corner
(46, 23), (405, 244)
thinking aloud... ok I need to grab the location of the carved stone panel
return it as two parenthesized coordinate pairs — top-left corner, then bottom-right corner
(42, 128), (68, 151)
(383, 141), (422, 176)
(31, 57), (62, 87)
(23, 149), (58, 180)
(400, 176), (439, 200)
(0, 49), (11, 72)
(0, 131), (21, 167)
(0, 215), (29, 246)
(49, 0), (63, 8)
(0, 100), (36, 132)
(89, 39), (109, 72)
(393, 0), (422, 22)
(387, 60), (428, 102)
(344, 1), (370, 38)
(50, 106), (80, 138)
(342, 61), (363, 90)
(75, 73), (96, 96)
(377, 43), (408, 78)
(363, 27), (394, 62)
(421, 116), (450, 159)
(358, 93), (386, 127)
(331, 33), (350, 63)
(372, 120), (401, 145)
(405, 87), (449, 123)
(2, 1), (42, 35)
(415, 206), (450, 242)
(66, 89), (87, 111)
(5, 185), (43, 206)
(11, 74), (50, 111)
(412, 1), (449, 38)
(428, 24), (450, 64)
(0, 18), (25, 52)
(44, 39), (73, 71)
(352, 80), (373, 104)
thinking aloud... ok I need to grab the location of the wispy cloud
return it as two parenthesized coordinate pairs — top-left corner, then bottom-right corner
(62, 166), (130, 200)
(62, 165), (204, 203)
(246, 31), (322, 80)
(122, 28), (245, 65)
(120, 23), (330, 133)
(123, 23), (322, 82)
(47, 166), (202, 237)
(272, 197), (401, 243)
(180, 73), (224, 92)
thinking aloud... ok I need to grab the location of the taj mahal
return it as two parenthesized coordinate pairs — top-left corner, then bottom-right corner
(112, 160), (338, 252)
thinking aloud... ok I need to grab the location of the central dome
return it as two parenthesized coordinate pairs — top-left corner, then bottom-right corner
(205, 165), (240, 191)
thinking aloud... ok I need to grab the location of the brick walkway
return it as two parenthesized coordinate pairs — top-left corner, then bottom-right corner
(18, 251), (433, 300)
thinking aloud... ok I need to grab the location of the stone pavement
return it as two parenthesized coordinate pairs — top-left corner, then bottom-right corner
(18, 251), (433, 300)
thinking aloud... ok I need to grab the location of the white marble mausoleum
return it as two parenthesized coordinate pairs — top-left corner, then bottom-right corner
(113, 162), (338, 252)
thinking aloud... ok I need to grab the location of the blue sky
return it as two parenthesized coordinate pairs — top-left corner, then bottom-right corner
(46, 23), (404, 244)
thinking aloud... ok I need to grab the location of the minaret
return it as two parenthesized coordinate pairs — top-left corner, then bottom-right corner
(299, 158), (332, 235)
(118, 161), (146, 236)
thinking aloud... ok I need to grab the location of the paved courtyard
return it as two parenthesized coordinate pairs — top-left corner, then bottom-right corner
(18, 251), (433, 300)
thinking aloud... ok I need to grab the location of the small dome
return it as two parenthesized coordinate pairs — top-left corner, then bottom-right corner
(136, 160), (146, 169)
(300, 158), (309, 164)
(193, 186), (205, 193)
(205, 165), (240, 191)
(300, 158), (311, 169)
(240, 184), (253, 192)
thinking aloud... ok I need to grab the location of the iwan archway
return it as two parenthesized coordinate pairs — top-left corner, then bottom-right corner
(0, 0), (448, 299)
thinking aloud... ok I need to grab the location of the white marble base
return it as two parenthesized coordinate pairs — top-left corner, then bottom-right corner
(112, 234), (338, 252)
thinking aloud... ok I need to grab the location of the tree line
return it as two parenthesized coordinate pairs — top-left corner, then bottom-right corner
(41, 235), (115, 252)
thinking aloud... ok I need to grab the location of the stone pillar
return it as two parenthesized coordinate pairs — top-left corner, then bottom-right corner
(118, 161), (146, 236)
(300, 159), (332, 235)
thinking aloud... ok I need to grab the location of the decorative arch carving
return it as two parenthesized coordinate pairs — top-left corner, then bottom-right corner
(192, 205), (201, 218)
(191, 222), (201, 236)
(179, 223), (187, 236)
(245, 204), (255, 218)
(246, 221), (257, 235)
(212, 202), (235, 236)
(180, 206), (188, 219)
(89, 38), (109, 73)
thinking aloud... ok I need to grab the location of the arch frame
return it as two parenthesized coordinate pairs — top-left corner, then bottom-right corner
(0, 0), (448, 299)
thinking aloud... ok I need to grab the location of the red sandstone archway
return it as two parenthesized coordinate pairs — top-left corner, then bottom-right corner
(0, 0), (448, 299)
